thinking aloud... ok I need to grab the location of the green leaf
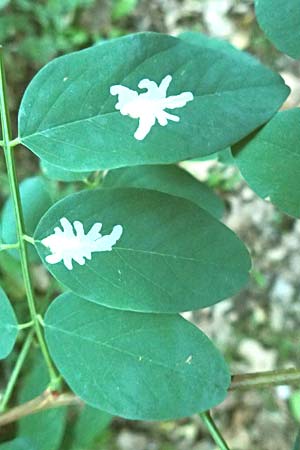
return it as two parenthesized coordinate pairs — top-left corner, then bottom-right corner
(18, 353), (67, 450)
(233, 109), (300, 218)
(103, 164), (224, 218)
(71, 406), (112, 450)
(40, 159), (91, 182)
(34, 188), (251, 313)
(45, 292), (230, 420)
(179, 31), (243, 56)
(0, 439), (35, 450)
(112, 0), (138, 19)
(19, 32), (289, 171)
(0, 286), (18, 359)
(1, 176), (53, 261)
(255, 0), (300, 59)
(290, 391), (300, 422)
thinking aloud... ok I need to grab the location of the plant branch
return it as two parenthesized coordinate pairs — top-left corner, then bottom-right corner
(0, 330), (34, 413)
(230, 368), (300, 390)
(200, 411), (231, 450)
(1, 367), (299, 427)
(0, 46), (60, 390)
(0, 390), (83, 426)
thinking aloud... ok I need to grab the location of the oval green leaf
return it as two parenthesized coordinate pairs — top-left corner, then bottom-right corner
(103, 164), (224, 219)
(34, 188), (251, 313)
(233, 109), (300, 218)
(255, 0), (300, 59)
(1, 176), (53, 261)
(45, 292), (230, 420)
(0, 286), (18, 359)
(19, 32), (289, 171)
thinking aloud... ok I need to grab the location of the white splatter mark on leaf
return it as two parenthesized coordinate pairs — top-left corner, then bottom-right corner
(185, 355), (193, 365)
(110, 74), (194, 140)
(41, 217), (123, 270)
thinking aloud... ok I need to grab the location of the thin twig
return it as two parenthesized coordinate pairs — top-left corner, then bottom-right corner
(0, 390), (82, 426)
(230, 368), (300, 390)
(1, 367), (300, 427)
(200, 411), (231, 450)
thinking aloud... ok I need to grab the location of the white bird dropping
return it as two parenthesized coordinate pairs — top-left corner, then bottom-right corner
(41, 217), (123, 270)
(110, 74), (194, 140)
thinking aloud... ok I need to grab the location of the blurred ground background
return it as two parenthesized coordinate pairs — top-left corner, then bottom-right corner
(0, 0), (300, 449)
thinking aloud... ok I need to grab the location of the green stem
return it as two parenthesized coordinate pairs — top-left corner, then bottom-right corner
(0, 330), (34, 413)
(0, 46), (60, 390)
(22, 234), (35, 245)
(200, 411), (231, 450)
(10, 137), (20, 147)
(18, 320), (34, 330)
(230, 368), (300, 390)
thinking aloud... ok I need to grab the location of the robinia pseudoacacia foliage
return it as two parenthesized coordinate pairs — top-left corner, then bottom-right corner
(0, 9), (299, 448)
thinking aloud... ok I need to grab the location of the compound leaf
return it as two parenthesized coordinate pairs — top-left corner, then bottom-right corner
(45, 292), (230, 420)
(34, 188), (251, 313)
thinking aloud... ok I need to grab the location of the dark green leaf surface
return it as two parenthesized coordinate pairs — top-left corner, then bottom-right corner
(34, 188), (251, 313)
(233, 109), (300, 218)
(45, 292), (230, 420)
(0, 286), (18, 359)
(71, 406), (112, 450)
(19, 32), (289, 171)
(255, 0), (300, 59)
(19, 353), (67, 450)
(0, 439), (35, 450)
(1, 176), (53, 261)
(187, 147), (232, 163)
(179, 31), (243, 55)
(103, 164), (224, 218)
(40, 159), (91, 182)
